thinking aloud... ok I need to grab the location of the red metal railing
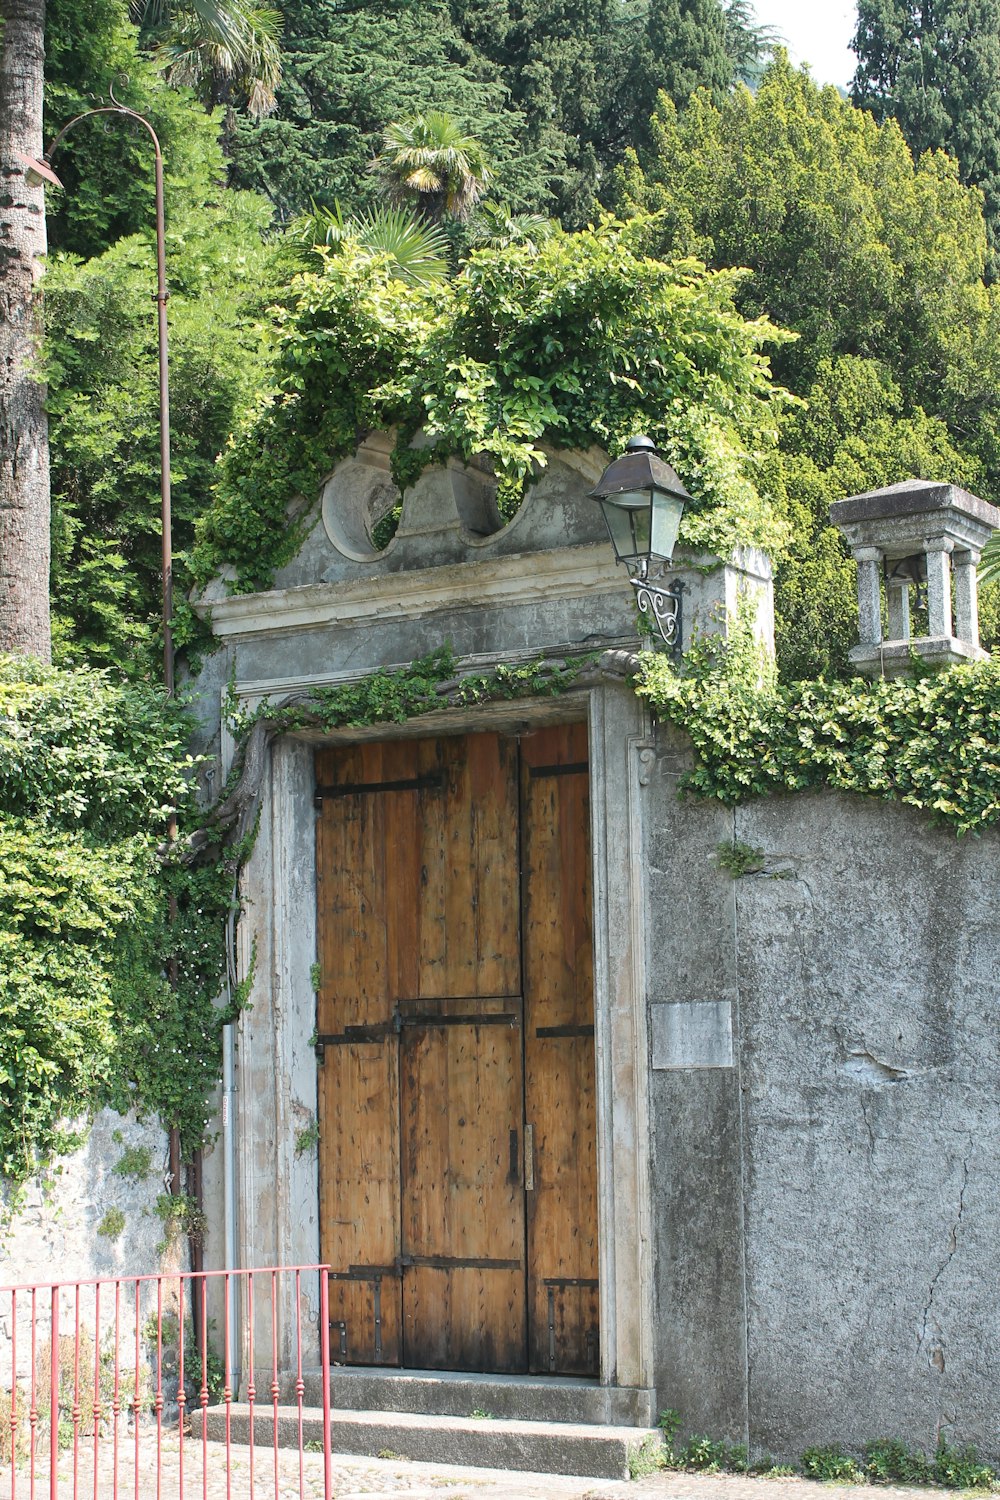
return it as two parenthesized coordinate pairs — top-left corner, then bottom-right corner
(0, 1265), (333, 1499)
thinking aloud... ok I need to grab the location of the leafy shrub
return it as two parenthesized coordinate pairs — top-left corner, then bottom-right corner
(194, 224), (793, 594)
(0, 656), (244, 1196)
(801, 1445), (865, 1482)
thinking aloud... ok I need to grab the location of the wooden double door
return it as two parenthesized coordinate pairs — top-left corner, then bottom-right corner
(315, 722), (598, 1375)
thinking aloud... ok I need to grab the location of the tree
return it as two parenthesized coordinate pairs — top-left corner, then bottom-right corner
(0, 0), (51, 660)
(851, 0), (1000, 245)
(228, 0), (547, 223)
(370, 110), (491, 222)
(613, 56), (1000, 675)
(145, 0), (285, 122)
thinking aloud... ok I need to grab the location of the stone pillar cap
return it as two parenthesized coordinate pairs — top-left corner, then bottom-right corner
(830, 478), (1000, 555)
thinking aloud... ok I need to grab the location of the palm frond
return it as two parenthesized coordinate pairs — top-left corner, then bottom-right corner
(979, 531), (1000, 588)
(288, 201), (450, 285)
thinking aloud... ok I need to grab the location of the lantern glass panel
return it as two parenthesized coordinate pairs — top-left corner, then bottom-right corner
(600, 492), (650, 563)
(650, 490), (685, 562)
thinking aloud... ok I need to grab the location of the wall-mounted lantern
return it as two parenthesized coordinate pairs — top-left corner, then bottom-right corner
(589, 435), (689, 653)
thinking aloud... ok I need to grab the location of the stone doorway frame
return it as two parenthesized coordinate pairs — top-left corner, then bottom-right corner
(224, 673), (653, 1400)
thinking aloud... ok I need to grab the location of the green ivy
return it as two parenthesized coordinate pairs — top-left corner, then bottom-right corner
(227, 646), (595, 740)
(636, 643), (1000, 835)
(193, 223), (793, 595)
(0, 655), (245, 1199)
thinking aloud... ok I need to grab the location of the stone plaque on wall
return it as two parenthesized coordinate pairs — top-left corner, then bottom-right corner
(650, 1000), (734, 1070)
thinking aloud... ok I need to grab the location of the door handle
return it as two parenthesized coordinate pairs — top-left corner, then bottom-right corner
(524, 1123), (535, 1191)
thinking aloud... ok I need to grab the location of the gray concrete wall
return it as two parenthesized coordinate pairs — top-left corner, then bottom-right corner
(644, 727), (1000, 1460)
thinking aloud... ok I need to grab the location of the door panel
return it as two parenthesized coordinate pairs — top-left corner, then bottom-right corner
(521, 723), (599, 1375)
(316, 743), (404, 1365)
(316, 724), (596, 1376)
(400, 999), (526, 1370)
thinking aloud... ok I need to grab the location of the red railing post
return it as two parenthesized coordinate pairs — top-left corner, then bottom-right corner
(48, 1287), (58, 1500)
(319, 1268), (333, 1500)
(0, 1265), (333, 1499)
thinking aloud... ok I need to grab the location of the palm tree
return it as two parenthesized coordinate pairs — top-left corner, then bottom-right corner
(137, 0), (283, 120)
(292, 201), (450, 286)
(467, 201), (558, 250)
(370, 111), (491, 224)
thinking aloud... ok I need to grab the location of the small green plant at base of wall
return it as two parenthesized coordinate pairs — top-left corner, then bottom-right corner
(801, 1446), (866, 1483)
(295, 1121), (320, 1156)
(628, 1434), (666, 1478)
(96, 1206), (126, 1239)
(651, 1413), (998, 1488)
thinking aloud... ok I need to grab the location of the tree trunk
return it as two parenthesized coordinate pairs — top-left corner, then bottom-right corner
(0, 0), (51, 661)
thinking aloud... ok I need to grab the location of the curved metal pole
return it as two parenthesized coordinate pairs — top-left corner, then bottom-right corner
(45, 105), (174, 697)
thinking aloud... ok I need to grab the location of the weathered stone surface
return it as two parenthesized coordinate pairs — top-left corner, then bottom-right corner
(195, 1404), (655, 1479)
(644, 733), (1000, 1458)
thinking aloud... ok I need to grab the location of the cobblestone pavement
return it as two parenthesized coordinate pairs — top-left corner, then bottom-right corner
(4, 1441), (964, 1500)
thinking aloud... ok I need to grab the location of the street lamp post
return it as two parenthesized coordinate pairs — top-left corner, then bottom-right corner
(20, 98), (174, 695)
(589, 434), (690, 655)
(21, 102), (190, 1254)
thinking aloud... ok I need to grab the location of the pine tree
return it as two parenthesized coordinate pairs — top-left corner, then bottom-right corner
(852, 0), (1000, 245)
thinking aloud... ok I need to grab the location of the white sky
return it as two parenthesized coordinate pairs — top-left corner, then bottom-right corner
(751, 1), (858, 91)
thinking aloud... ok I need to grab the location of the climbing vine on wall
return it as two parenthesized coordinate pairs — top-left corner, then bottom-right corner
(192, 223), (793, 595)
(0, 655), (248, 1198)
(635, 641), (1000, 835)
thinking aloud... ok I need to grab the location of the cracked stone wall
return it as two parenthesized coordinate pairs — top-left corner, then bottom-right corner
(0, 1112), (178, 1382)
(645, 727), (1000, 1459)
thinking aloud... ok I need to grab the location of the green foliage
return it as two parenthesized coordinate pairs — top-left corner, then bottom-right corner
(371, 110), (492, 223)
(930, 1439), (995, 1489)
(229, 647), (595, 741)
(291, 202), (451, 287)
(0, 655), (243, 1194)
(627, 1434), (666, 1477)
(716, 839), (764, 877)
(655, 1411), (750, 1475)
(651, 1415), (996, 1486)
(614, 56), (997, 409)
(294, 1120), (319, 1155)
(852, 0), (1000, 250)
(801, 1446), (865, 1483)
(45, 0), (236, 261)
(45, 189), (282, 675)
(229, 0), (761, 230)
(155, 1191), (208, 1241)
(96, 1206), (126, 1238)
(194, 223), (791, 594)
(229, 0), (549, 222)
(152, 1313), (225, 1401)
(613, 58), (1000, 675)
(636, 645), (1000, 836)
(113, 1144), (154, 1179)
(142, 0), (285, 123)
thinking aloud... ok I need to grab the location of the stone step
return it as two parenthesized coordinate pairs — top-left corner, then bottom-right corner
(311, 1366), (656, 1427)
(198, 1405), (661, 1480)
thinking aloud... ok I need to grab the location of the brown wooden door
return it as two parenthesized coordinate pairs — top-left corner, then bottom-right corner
(521, 723), (599, 1375)
(316, 725), (596, 1376)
